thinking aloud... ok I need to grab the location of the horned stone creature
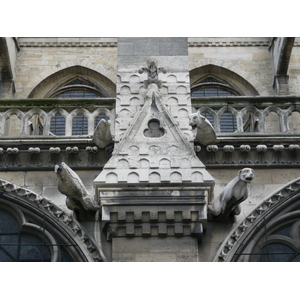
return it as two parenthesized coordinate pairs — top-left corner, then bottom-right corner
(208, 168), (254, 221)
(55, 162), (100, 219)
(189, 111), (217, 145)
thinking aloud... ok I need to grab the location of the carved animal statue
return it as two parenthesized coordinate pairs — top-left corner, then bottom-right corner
(189, 111), (217, 145)
(93, 119), (113, 149)
(55, 162), (100, 212)
(208, 168), (254, 219)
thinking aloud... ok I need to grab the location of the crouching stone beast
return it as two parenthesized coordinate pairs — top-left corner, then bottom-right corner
(208, 168), (254, 221)
(55, 162), (100, 216)
(189, 111), (217, 145)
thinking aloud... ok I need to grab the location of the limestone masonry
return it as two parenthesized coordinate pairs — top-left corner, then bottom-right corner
(1, 37), (300, 262)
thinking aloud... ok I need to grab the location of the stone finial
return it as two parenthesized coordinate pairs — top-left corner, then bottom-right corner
(208, 168), (254, 221)
(55, 162), (100, 216)
(189, 111), (217, 146)
(138, 57), (166, 88)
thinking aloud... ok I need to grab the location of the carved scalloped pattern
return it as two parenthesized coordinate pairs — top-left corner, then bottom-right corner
(0, 179), (103, 262)
(214, 177), (300, 262)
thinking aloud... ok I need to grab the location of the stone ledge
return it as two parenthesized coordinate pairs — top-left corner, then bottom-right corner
(188, 41), (270, 47)
(19, 42), (118, 47)
(106, 222), (203, 240)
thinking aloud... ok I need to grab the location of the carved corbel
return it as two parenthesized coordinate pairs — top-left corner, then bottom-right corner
(208, 168), (254, 222)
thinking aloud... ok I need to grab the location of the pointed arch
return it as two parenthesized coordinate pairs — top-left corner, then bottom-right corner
(0, 179), (103, 262)
(190, 64), (260, 96)
(214, 177), (300, 262)
(28, 65), (116, 98)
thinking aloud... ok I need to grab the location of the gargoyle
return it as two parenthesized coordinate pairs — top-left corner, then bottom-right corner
(208, 168), (254, 221)
(93, 119), (113, 149)
(55, 162), (100, 219)
(189, 111), (217, 146)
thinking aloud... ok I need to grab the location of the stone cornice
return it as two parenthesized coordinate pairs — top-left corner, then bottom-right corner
(188, 41), (270, 47)
(19, 41), (118, 48)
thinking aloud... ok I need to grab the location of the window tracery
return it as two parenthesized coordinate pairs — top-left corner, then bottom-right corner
(48, 77), (109, 136)
(0, 200), (77, 262)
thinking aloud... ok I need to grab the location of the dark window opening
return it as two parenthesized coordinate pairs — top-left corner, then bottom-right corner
(50, 113), (65, 136)
(72, 113), (88, 135)
(53, 89), (101, 98)
(192, 87), (236, 97)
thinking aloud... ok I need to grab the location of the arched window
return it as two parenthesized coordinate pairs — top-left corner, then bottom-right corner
(51, 78), (106, 98)
(0, 183), (103, 262)
(49, 77), (108, 136)
(0, 205), (75, 262)
(50, 113), (65, 136)
(192, 76), (238, 132)
(191, 76), (238, 97)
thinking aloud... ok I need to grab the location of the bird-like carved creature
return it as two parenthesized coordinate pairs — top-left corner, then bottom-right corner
(55, 162), (100, 213)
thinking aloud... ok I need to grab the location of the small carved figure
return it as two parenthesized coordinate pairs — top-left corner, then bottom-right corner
(208, 168), (254, 221)
(189, 111), (217, 145)
(93, 119), (113, 149)
(139, 58), (166, 88)
(55, 162), (100, 214)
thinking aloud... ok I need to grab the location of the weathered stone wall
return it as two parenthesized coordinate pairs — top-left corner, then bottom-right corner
(0, 169), (99, 211)
(188, 37), (274, 96)
(14, 37), (118, 99)
(286, 38), (300, 95)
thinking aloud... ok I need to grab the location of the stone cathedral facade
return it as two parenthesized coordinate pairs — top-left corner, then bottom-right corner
(1, 37), (300, 262)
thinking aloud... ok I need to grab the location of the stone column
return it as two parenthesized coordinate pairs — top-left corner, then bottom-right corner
(94, 38), (214, 262)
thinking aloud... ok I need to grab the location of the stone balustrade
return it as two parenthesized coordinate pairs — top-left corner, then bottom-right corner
(0, 98), (115, 137)
(192, 96), (300, 135)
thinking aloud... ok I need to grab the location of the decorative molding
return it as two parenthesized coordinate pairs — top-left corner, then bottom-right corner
(188, 41), (270, 47)
(19, 41), (117, 48)
(198, 142), (300, 167)
(102, 206), (205, 241)
(0, 178), (103, 262)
